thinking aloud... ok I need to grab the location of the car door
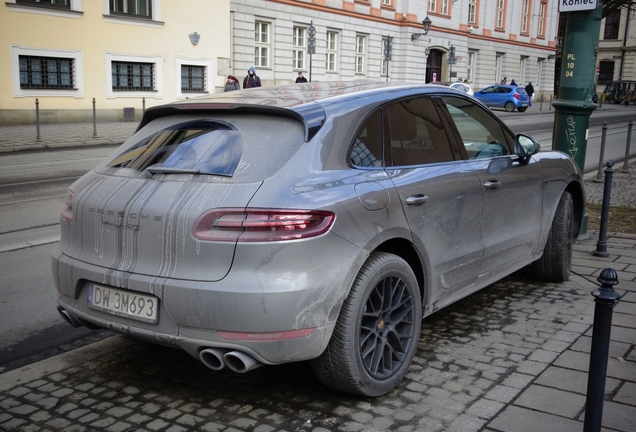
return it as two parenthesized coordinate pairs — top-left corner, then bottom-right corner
(477, 86), (499, 107)
(439, 95), (543, 281)
(382, 96), (484, 310)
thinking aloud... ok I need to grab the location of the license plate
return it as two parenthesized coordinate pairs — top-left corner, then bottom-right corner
(88, 284), (159, 324)
(521, 103), (528, 107)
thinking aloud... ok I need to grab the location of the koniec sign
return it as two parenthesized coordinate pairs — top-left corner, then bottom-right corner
(559, 0), (598, 12)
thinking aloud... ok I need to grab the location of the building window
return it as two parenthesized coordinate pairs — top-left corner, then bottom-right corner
(112, 61), (153, 91)
(520, 0), (531, 34)
(468, 0), (477, 25)
(16, 0), (70, 8)
(381, 0), (392, 6)
(109, 0), (151, 18)
(538, 1), (547, 37)
(466, 51), (475, 83)
(441, 0), (449, 15)
(428, 0), (436, 13)
(293, 26), (306, 70)
(19, 55), (73, 89)
(326, 31), (338, 72)
(495, 53), (503, 84)
(181, 65), (205, 92)
(495, 0), (505, 29)
(603, 10), (621, 40)
(355, 35), (366, 75)
(381, 38), (389, 77)
(255, 21), (269, 67)
(598, 61), (614, 84)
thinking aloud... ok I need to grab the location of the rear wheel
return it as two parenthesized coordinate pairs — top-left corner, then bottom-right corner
(505, 101), (516, 112)
(311, 252), (422, 397)
(528, 191), (574, 282)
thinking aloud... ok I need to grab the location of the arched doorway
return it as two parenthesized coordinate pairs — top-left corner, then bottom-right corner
(426, 49), (443, 83)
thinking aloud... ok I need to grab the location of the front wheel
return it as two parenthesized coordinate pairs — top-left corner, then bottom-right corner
(311, 252), (422, 397)
(527, 191), (574, 282)
(505, 101), (516, 112)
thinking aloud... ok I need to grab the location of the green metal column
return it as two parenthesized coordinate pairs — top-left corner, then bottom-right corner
(552, 1), (604, 235)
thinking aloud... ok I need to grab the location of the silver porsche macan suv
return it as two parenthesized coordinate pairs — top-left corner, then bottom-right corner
(52, 81), (584, 396)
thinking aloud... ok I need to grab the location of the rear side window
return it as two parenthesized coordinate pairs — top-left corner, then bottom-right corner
(385, 97), (454, 166)
(105, 114), (305, 182)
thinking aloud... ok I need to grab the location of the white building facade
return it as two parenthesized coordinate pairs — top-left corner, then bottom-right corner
(230, 0), (560, 99)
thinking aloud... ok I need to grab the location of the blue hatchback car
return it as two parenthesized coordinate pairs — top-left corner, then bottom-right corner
(473, 85), (530, 112)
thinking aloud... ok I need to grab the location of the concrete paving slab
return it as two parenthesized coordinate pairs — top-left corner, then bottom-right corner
(614, 381), (636, 405)
(514, 385), (586, 418)
(488, 405), (581, 432)
(579, 400), (636, 432)
(535, 366), (621, 395)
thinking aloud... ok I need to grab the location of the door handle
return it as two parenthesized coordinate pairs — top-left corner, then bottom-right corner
(483, 180), (502, 190)
(406, 194), (429, 206)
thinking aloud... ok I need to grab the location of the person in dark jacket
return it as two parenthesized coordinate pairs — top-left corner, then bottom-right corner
(243, 67), (262, 88)
(510, 79), (518, 87)
(525, 82), (534, 106)
(295, 72), (307, 83)
(224, 75), (240, 92)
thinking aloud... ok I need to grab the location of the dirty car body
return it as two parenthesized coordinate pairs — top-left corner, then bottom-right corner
(52, 81), (584, 396)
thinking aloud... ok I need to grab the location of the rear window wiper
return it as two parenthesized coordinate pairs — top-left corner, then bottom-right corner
(144, 166), (201, 175)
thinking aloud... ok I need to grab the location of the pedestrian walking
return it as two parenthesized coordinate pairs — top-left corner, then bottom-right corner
(224, 75), (240, 92)
(510, 79), (518, 87)
(625, 88), (632, 107)
(500, 77), (507, 85)
(243, 66), (262, 88)
(295, 72), (307, 83)
(525, 81), (534, 107)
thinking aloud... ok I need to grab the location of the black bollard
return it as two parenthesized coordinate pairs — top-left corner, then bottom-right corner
(35, 98), (41, 142)
(92, 97), (97, 138)
(583, 268), (622, 432)
(594, 122), (608, 182)
(142, 97), (146, 114)
(594, 161), (614, 257)
(622, 119), (632, 173)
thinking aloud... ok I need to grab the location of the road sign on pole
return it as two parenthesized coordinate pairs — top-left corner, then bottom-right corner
(307, 21), (316, 82)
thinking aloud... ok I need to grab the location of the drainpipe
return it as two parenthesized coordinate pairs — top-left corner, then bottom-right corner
(619, 1), (632, 79)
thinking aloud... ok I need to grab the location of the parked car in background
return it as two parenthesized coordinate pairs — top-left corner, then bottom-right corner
(602, 80), (636, 104)
(473, 84), (530, 112)
(52, 81), (584, 397)
(449, 81), (474, 96)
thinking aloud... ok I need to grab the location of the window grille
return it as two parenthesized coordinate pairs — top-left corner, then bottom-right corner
(110, 0), (151, 18)
(181, 65), (206, 92)
(112, 61), (154, 91)
(19, 55), (74, 89)
(16, 0), (69, 8)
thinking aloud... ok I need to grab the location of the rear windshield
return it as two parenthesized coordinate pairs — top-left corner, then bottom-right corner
(104, 114), (305, 182)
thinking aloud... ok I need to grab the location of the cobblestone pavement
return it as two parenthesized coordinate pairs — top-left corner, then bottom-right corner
(0, 233), (634, 432)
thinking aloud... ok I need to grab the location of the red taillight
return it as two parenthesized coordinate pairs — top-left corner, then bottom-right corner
(514, 93), (520, 100)
(61, 191), (74, 222)
(192, 209), (335, 242)
(218, 328), (316, 341)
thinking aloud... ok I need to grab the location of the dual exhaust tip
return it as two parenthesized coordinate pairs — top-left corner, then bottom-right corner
(199, 347), (263, 374)
(58, 307), (263, 374)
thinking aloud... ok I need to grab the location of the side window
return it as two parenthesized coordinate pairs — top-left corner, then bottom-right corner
(441, 96), (513, 160)
(350, 110), (383, 168)
(385, 97), (453, 166)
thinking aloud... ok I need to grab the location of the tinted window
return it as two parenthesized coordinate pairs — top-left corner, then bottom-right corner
(350, 110), (383, 168)
(105, 115), (305, 181)
(385, 97), (454, 166)
(441, 96), (513, 159)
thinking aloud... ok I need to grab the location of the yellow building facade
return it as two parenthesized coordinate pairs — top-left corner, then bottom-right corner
(1, 0), (231, 125)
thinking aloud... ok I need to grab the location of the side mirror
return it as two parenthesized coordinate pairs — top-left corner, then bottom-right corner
(514, 134), (540, 165)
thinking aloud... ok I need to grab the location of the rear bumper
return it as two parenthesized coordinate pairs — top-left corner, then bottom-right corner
(51, 232), (364, 364)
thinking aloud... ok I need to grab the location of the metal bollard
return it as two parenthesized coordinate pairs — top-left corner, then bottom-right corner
(594, 122), (608, 182)
(142, 97), (146, 114)
(549, 94), (553, 111)
(539, 94), (543, 112)
(92, 97), (97, 138)
(594, 161), (614, 257)
(622, 119), (632, 173)
(583, 268), (622, 432)
(35, 98), (41, 142)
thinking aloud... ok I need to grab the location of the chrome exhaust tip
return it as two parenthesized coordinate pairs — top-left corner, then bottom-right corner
(199, 348), (228, 371)
(223, 350), (263, 373)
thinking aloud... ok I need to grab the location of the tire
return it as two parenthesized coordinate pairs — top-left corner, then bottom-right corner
(505, 101), (516, 112)
(311, 252), (422, 397)
(528, 191), (574, 282)
(608, 97), (617, 104)
(518, 107), (527, 112)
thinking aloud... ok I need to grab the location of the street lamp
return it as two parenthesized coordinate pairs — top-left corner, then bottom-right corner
(411, 16), (432, 41)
